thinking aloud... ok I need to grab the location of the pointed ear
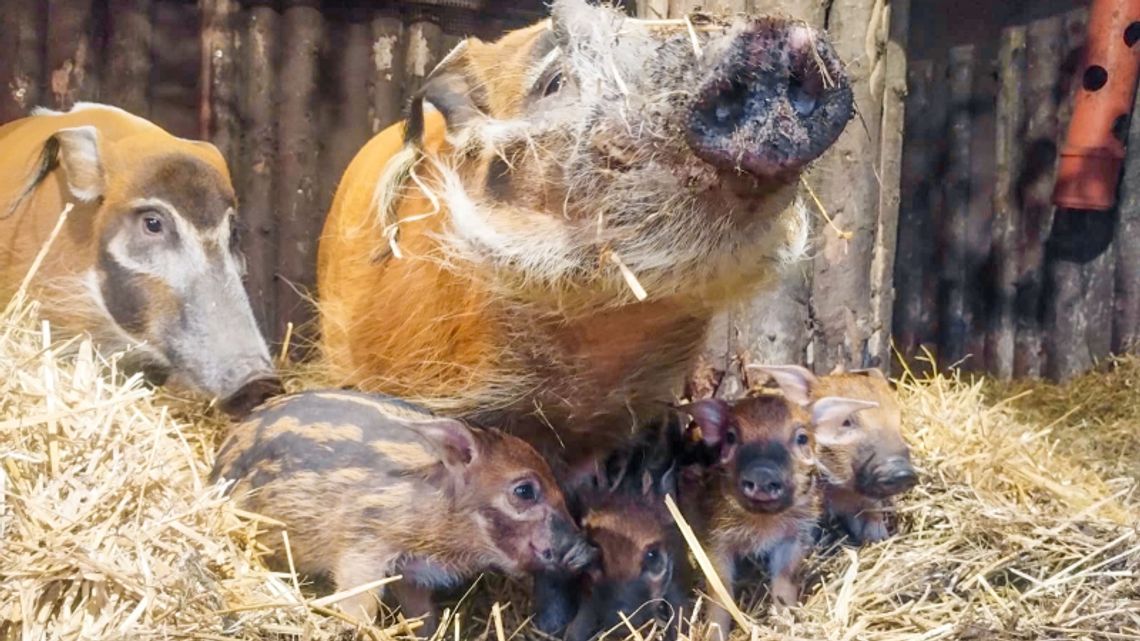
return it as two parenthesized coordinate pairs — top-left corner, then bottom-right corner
(414, 418), (479, 468)
(811, 396), (878, 447)
(54, 126), (104, 202)
(405, 41), (485, 144)
(675, 398), (732, 447)
(750, 364), (817, 407)
(848, 367), (888, 382)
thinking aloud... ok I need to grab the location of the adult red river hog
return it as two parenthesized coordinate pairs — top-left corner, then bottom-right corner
(318, 0), (853, 473)
(0, 103), (280, 416)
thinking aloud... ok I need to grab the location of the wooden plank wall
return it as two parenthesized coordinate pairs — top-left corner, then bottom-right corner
(896, 0), (1139, 381)
(0, 0), (547, 353)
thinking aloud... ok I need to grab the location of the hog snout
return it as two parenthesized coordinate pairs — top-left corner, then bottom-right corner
(857, 455), (918, 499)
(219, 374), (284, 418)
(686, 18), (853, 178)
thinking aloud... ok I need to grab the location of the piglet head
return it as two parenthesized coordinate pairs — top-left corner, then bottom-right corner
(678, 396), (816, 514)
(421, 421), (593, 576)
(565, 468), (688, 641)
(755, 364), (917, 499)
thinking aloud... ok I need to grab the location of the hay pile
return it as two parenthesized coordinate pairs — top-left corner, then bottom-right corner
(1, 296), (1137, 641)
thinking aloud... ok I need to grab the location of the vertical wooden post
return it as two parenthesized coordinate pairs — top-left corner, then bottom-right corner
(988, 26), (1027, 380)
(402, 16), (444, 103)
(939, 44), (974, 369)
(200, 0), (240, 164)
(370, 14), (406, 134)
(320, 8), (374, 228)
(274, 0), (323, 350)
(240, 2), (279, 336)
(869, 0), (910, 372)
(808, 0), (887, 372)
(892, 59), (934, 371)
(104, 0), (152, 117)
(148, 0), (200, 138)
(1115, 89), (1140, 353)
(0, 0), (47, 122)
(1014, 16), (1063, 377)
(1045, 8), (1113, 382)
(46, 0), (99, 110)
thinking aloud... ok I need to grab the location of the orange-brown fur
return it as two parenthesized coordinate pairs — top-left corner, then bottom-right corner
(315, 4), (848, 472)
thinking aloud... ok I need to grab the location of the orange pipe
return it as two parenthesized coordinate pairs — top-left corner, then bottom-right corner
(1053, 0), (1140, 211)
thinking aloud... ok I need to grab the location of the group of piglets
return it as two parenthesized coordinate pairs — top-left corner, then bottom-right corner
(209, 365), (917, 640)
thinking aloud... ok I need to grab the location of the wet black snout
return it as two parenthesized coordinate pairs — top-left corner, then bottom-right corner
(739, 464), (789, 505)
(687, 18), (853, 178)
(219, 375), (284, 419)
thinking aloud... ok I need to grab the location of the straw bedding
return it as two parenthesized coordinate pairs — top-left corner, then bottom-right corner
(1, 299), (1137, 641)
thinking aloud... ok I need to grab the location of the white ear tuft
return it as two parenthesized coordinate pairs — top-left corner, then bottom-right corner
(54, 126), (104, 202)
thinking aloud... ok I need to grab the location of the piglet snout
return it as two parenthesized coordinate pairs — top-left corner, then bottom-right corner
(739, 463), (790, 507)
(547, 514), (597, 572)
(861, 456), (918, 498)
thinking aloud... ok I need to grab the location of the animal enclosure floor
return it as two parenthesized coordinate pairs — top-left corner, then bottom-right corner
(0, 300), (1137, 641)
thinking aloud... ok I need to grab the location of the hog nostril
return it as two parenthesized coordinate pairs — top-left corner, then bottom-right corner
(542, 548), (555, 562)
(788, 74), (818, 117)
(742, 479), (757, 494)
(762, 480), (783, 494)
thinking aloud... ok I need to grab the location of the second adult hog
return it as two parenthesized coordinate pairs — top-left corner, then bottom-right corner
(755, 365), (918, 544)
(677, 393), (875, 635)
(210, 390), (592, 630)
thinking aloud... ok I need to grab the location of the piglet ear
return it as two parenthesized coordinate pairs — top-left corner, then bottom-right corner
(674, 398), (732, 447)
(811, 396), (878, 446)
(750, 364), (817, 407)
(414, 418), (479, 467)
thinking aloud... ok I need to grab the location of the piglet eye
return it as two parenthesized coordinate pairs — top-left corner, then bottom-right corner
(543, 72), (564, 97)
(513, 481), (538, 502)
(725, 430), (737, 446)
(842, 418), (854, 428)
(795, 432), (810, 446)
(642, 547), (667, 576)
(142, 215), (163, 235)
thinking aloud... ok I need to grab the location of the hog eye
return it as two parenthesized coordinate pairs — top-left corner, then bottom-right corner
(642, 547), (667, 576)
(543, 72), (564, 97)
(513, 481), (538, 502)
(142, 215), (163, 235)
(795, 432), (810, 447)
(725, 430), (737, 446)
(842, 418), (855, 428)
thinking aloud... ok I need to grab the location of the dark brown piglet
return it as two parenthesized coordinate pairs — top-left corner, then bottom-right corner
(756, 365), (917, 544)
(677, 393), (874, 636)
(562, 462), (690, 641)
(210, 390), (592, 631)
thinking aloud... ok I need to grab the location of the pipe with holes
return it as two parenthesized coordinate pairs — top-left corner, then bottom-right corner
(1053, 0), (1140, 210)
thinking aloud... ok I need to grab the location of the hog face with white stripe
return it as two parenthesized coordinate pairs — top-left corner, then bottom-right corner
(402, 0), (852, 303)
(0, 103), (280, 415)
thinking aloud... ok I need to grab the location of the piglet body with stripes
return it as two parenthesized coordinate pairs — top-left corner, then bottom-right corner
(211, 390), (592, 631)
